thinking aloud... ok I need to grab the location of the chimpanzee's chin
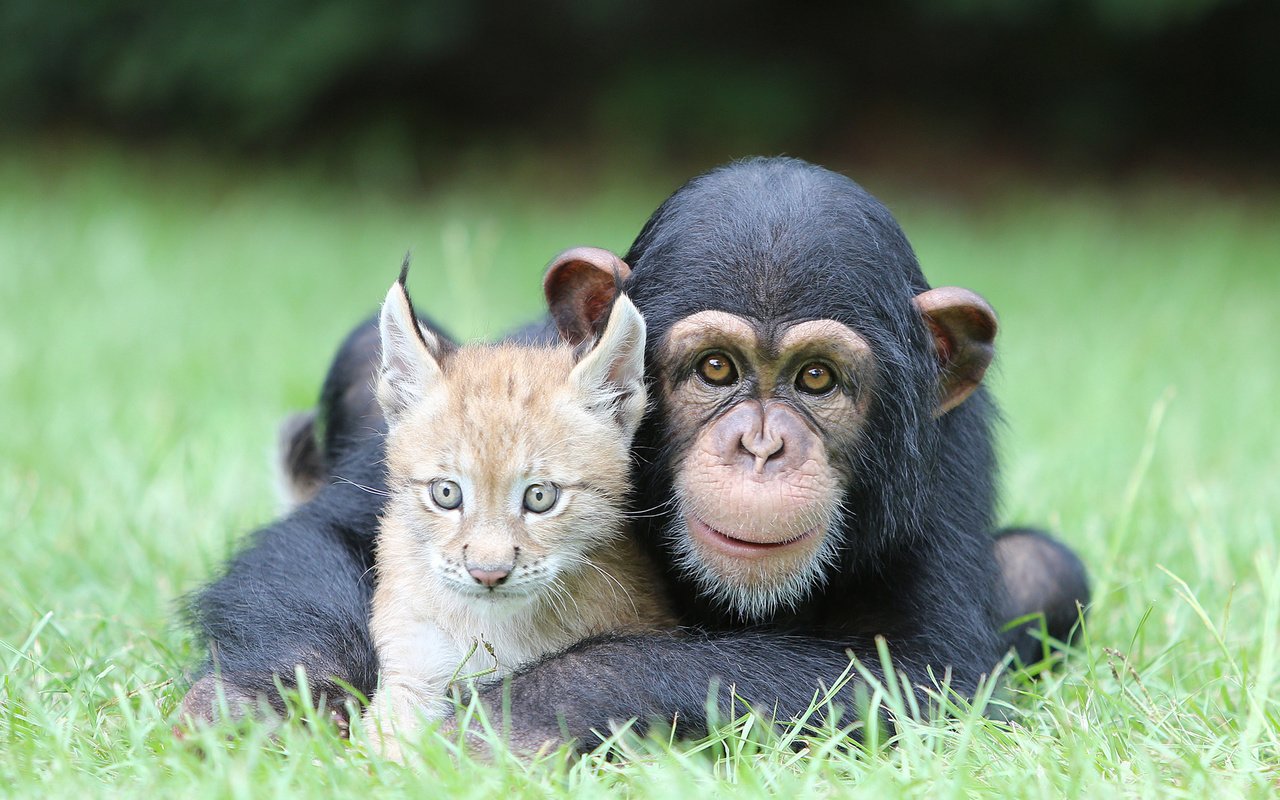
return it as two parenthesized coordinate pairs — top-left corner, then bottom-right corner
(671, 517), (834, 621)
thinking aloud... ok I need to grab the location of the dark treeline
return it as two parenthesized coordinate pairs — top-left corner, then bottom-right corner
(3, 0), (1276, 166)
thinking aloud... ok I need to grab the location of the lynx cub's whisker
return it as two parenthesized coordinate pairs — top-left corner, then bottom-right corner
(362, 267), (672, 759)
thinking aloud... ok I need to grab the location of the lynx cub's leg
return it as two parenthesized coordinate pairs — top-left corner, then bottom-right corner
(363, 673), (457, 759)
(363, 614), (458, 759)
(363, 682), (426, 760)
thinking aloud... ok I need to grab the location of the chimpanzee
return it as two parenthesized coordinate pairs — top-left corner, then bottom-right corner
(182, 157), (1089, 750)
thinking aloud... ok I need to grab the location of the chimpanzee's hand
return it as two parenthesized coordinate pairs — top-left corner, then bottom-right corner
(175, 674), (351, 739)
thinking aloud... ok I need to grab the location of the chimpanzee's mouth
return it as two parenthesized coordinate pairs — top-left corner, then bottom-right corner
(687, 514), (817, 557)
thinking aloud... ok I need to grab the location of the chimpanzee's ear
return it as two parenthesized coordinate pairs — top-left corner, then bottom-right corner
(377, 260), (451, 421)
(913, 287), (998, 416)
(543, 247), (632, 347)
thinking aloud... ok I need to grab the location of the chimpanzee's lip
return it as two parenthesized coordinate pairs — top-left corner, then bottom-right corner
(687, 514), (817, 557)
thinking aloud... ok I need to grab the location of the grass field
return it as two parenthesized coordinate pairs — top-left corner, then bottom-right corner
(2, 143), (1278, 797)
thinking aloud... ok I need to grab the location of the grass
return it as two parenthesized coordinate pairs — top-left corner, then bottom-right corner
(2, 141), (1278, 797)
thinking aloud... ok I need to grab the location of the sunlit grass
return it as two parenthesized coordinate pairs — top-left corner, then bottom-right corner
(2, 143), (1278, 797)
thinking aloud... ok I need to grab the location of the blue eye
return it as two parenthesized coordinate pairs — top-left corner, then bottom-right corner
(430, 479), (462, 510)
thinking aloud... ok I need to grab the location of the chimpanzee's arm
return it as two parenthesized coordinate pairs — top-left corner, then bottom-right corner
(472, 629), (986, 753)
(182, 441), (386, 724)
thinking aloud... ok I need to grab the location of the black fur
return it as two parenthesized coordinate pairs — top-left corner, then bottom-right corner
(184, 434), (383, 718)
(478, 159), (1027, 743)
(313, 317), (385, 468)
(185, 311), (439, 718)
(994, 528), (1091, 664)
(184, 157), (1089, 744)
(312, 301), (453, 469)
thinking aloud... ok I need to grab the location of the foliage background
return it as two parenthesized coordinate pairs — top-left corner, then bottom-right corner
(3, 0), (1277, 166)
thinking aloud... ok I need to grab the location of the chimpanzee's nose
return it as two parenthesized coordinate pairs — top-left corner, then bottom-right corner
(740, 427), (784, 472)
(711, 401), (812, 476)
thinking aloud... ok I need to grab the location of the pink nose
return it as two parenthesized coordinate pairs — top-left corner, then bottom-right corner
(467, 567), (511, 587)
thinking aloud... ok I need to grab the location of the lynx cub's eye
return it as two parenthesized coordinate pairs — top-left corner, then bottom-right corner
(796, 362), (836, 395)
(696, 352), (738, 387)
(429, 479), (463, 510)
(523, 483), (559, 514)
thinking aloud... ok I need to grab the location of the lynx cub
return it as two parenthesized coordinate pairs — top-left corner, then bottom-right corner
(363, 269), (671, 755)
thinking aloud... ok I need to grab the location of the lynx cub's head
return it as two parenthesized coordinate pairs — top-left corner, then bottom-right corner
(375, 268), (647, 609)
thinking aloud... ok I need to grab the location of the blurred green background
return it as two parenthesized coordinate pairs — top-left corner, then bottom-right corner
(2, 2), (1279, 795)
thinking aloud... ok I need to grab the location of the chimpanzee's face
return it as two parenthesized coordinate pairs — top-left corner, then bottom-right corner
(655, 311), (879, 618)
(540, 227), (996, 621)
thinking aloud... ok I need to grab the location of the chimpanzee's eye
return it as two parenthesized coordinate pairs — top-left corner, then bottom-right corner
(523, 483), (560, 513)
(429, 479), (463, 510)
(796, 362), (837, 395)
(696, 352), (738, 387)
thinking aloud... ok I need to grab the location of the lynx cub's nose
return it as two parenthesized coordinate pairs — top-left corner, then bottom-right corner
(467, 566), (511, 588)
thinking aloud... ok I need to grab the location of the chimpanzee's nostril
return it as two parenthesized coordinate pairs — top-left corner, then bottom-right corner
(719, 402), (792, 472)
(741, 430), (784, 461)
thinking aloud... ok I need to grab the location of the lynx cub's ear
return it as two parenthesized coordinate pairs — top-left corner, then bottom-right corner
(377, 264), (448, 421)
(569, 294), (647, 437)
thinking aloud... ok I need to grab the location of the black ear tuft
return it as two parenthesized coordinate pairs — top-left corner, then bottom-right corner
(393, 253), (437, 355)
(398, 251), (411, 289)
